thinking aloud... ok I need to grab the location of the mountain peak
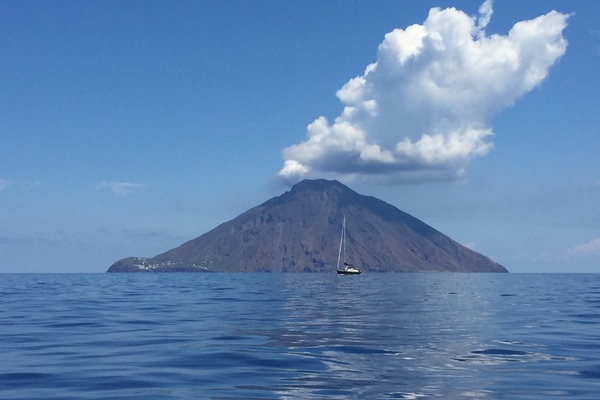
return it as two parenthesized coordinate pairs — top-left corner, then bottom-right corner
(290, 179), (346, 192)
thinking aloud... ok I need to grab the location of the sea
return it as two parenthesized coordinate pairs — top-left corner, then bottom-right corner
(1, 273), (599, 399)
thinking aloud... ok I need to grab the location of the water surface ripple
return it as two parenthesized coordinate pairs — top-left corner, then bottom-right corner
(1, 273), (599, 399)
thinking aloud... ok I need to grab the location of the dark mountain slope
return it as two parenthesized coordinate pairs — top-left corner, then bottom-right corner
(107, 179), (506, 272)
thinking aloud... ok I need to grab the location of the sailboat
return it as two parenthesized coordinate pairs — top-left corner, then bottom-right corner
(336, 215), (362, 275)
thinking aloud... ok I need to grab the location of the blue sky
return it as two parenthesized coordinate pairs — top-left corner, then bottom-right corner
(1, 0), (599, 273)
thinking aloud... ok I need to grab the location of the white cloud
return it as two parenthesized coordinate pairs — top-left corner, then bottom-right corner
(476, 0), (494, 38)
(278, 1), (569, 184)
(97, 181), (146, 196)
(570, 238), (600, 255)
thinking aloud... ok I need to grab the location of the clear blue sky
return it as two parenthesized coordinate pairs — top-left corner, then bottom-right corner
(1, 0), (599, 273)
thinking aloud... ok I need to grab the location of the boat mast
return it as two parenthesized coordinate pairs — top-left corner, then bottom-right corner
(336, 215), (345, 270)
(342, 216), (347, 265)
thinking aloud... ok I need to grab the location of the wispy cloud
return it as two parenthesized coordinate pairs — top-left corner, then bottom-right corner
(463, 242), (476, 251)
(591, 29), (600, 55)
(0, 179), (10, 192)
(569, 238), (600, 255)
(278, 0), (569, 184)
(97, 181), (146, 196)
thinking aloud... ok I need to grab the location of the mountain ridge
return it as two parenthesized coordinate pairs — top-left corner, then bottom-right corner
(107, 179), (507, 273)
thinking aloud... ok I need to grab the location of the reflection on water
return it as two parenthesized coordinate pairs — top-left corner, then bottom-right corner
(0, 273), (599, 399)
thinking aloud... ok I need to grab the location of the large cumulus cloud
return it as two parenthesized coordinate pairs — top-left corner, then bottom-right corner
(278, 1), (569, 183)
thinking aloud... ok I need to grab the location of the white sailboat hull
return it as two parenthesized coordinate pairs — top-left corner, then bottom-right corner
(336, 266), (361, 275)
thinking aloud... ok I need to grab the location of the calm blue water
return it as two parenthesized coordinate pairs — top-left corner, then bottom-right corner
(1, 273), (599, 399)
